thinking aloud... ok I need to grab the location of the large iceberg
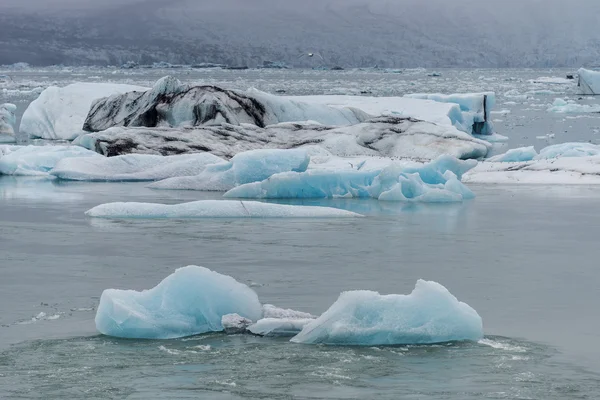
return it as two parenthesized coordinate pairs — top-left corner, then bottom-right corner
(51, 152), (223, 181)
(75, 118), (490, 160)
(224, 155), (476, 203)
(20, 82), (148, 140)
(83, 76), (368, 132)
(95, 266), (263, 339)
(290, 280), (483, 345)
(404, 92), (495, 135)
(85, 200), (361, 218)
(577, 68), (600, 95)
(0, 103), (17, 143)
(0, 145), (101, 175)
(149, 149), (309, 191)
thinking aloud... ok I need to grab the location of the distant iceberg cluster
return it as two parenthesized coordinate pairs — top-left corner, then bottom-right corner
(95, 266), (484, 345)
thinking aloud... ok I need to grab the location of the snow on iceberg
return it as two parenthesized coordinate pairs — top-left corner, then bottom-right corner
(20, 82), (148, 140)
(487, 146), (538, 162)
(290, 280), (483, 345)
(149, 149), (309, 191)
(547, 98), (600, 113)
(404, 92), (495, 135)
(224, 155), (476, 203)
(0, 145), (101, 175)
(578, 68), (600, 95)
(74, 117), (490, 160)
(0, 103), (17, 143)
(51, 152), (223, 181)
(95, 266), (263, 339)
(85, 200), (362, 218)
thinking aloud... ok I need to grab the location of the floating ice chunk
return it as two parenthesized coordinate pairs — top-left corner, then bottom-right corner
(405, 92), (495, 135)
(547, 98), (600, 113)
(0, 103), (17, 142)
(0, 145), (101, 175)
(535, 142), (600, 159)
(577, 68), (600, 95)
(51, 152), (223, 181)
(225, 156), (476, 203)
(529, 77), (573, 85)
(85, 200), (361, 218)
(290, 280), (483, 345)
(249, 318), (314, 337)
(262, 304), (315, 320)
(488, 146), (538, 162)
(149, 149), (309, 191)
(222, 313), (253, 334)
(95, 266), (263, 339)
(20, 82), (148, 140)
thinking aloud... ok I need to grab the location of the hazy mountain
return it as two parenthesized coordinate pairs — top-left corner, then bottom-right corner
(1, 0), (599, 67)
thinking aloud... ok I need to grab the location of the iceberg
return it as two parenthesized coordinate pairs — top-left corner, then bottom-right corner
(535, 142), (600, 159)
(85, 200), (362, 218)
(83, 76), (368, 132)
(20, 82), (148, 140)
(248, 318), (314, 337)
(0, 103), (17, 143)
(221, 313), (253, 334)
(149, 149), (309, 191)
(51, 152), (223, 181)
(95, 266), (263, 339)
(290, 280), (483, 345)
(75, 118), (490, 160)
(0, 145), (101, 175)
(224, 155), (476, 203)
(404, 92), (495, 135)
(577, 68), (600, 95)
(487, 146), (538, 162)
(547, 98), (600, 113)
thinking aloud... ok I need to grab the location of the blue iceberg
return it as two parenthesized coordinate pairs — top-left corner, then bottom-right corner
(149, 149), (310, 191)
(95, 266), (263, 339)
(224, 155), (476, 203)
(487, 146), (538, 162)
(535, 142), (600, 159)
(290, 280), (483, 346)
(0, 145), (101, 175)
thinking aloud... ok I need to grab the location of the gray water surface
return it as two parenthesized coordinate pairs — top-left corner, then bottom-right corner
(1, 177), (600, 399)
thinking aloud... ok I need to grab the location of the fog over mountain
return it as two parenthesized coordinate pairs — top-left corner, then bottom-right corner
(1, 0), (599, 67)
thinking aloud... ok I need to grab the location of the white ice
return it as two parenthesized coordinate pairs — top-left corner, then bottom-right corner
(547, 98), (600, 113)
(95, 266), (263, 339)
(149, 149), (309, 191)
(224, 155), (476, 203)
(248, 318), (314, 337)
(85, 200), (362, 218)
(0, 103), (17, 143)
(51, 152), (223, 181)
(536, 142), (600, 159)
(577, 68), (600, 95)
(0, 145), (101, 175)
(20, 82), (148, 140)
(290, 280), (483, 345)
(529, 77), (574, 85)
(221, 313), (253, 334)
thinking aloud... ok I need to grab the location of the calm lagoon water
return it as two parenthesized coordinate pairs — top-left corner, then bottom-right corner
(1, 177), (600, 399)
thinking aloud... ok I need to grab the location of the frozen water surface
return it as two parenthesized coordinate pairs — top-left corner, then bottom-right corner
(1, 67), (600, 399)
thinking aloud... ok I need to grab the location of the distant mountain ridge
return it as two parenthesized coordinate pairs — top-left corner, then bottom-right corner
(1, 0), (599, 67)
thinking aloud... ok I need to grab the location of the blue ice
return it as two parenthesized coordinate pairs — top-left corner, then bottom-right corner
(290, 280), (483, 345)
(224, 155), (476, 203)
(487, 146), (538, 162)
(0, 145), (101, 175)
(95, 266), (263, 339)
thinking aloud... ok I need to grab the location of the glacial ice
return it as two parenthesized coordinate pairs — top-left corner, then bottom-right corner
(547, 98), (600, 113)
(290, 280), (483, 345)
(74, 117), (490, 160)
(149, 149), (309, 191)
(249, 318), (314, 337)
(51, 152), (223, 181)
(0, 103), (17, 143)
(487, 146), (538, 162)
(224, 155), (476, 203)
(404, 92), (495, 135)
(95, 266), (263, 339)
(85, 200), (362, 218)
(0, 145), (101, 175)
(577, 68), (600, 95)
(221, 313), (253, 334)
(535, 142), (600, 159)
(20, 82), (148, 140)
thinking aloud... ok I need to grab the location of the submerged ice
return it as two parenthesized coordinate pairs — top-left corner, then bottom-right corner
(291, 280), (483, 345)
